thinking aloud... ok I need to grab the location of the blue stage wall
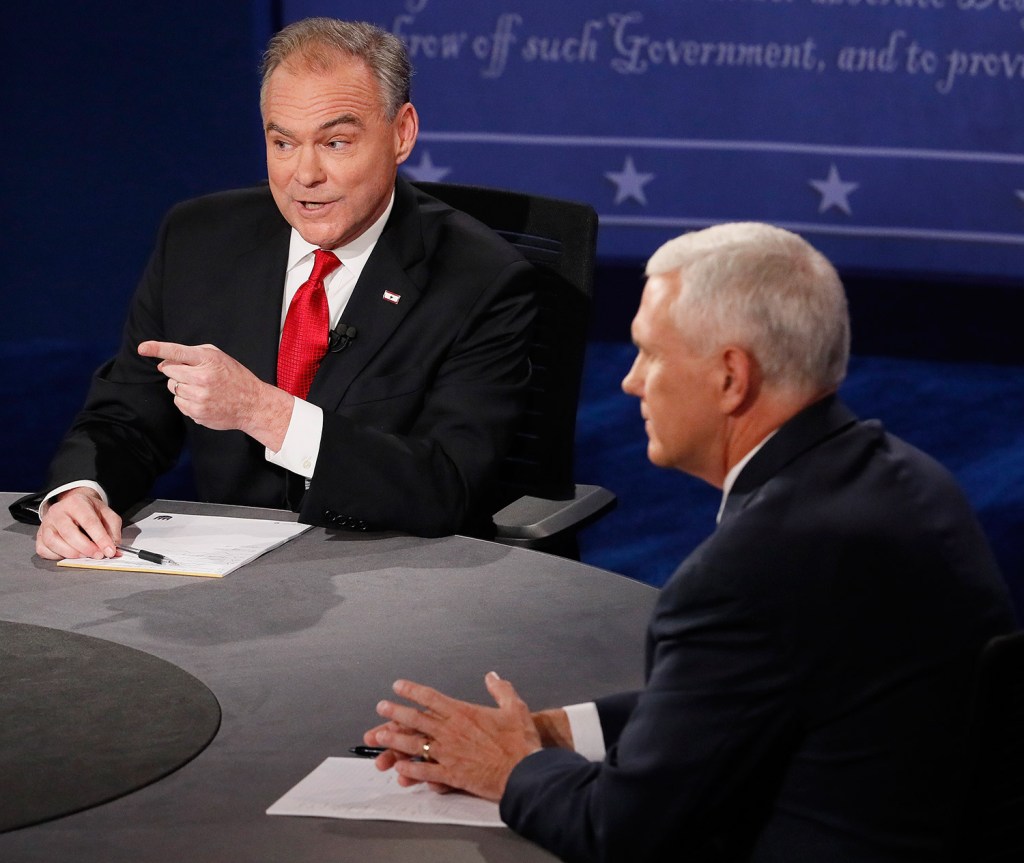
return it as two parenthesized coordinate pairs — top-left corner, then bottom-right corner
(285, 0), (1024, 285)
(6, 2), (1023, 352)
(2, 1), (271, 346)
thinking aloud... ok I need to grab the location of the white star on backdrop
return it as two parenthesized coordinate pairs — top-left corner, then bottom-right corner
(605, 156), (655, 205)
(809, 164), (859, 215)
(402, 151), (451, 182)
(1016, 190), (1024, 206)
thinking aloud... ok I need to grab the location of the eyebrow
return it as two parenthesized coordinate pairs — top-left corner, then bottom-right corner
(320, 113), (363, 131)
(264, 114), (363, 137)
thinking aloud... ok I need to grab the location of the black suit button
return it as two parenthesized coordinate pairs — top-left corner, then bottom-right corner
(326, 513), (371, 531)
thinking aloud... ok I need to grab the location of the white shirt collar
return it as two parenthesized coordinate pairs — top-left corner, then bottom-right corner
(285, 190), (395, 281)
(716, 429), (778, 524)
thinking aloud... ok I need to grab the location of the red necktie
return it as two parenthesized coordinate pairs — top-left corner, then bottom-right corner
(277, 249), (341, 399)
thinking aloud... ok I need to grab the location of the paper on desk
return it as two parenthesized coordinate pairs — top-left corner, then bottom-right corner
(266, 757), (504, 828)
(57, 512), (311, 578)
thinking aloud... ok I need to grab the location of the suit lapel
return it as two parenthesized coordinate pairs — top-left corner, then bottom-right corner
(307, 179), (428, 408)
(222, 202), (290, 385)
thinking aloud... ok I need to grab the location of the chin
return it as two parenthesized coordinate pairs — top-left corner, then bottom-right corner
(646, 445), (670, 469)
(297, 226), (344, 249)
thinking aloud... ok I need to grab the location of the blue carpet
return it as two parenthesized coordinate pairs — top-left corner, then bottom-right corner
(3, 338), (1022, 617)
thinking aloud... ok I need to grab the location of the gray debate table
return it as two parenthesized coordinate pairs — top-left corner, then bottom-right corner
(0, 494), (657, 862)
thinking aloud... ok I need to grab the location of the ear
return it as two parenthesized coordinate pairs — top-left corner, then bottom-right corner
(393, 103), (419, 166)
(718, 346), (756, 414)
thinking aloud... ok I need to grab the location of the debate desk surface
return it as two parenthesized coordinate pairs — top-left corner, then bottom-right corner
(0, 494), (657, 862)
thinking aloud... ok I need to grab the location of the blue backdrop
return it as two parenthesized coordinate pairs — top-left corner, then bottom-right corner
(1, 1), (269, 346)
(285, 0), (1024, 283)
(2, 2), (1021, 599)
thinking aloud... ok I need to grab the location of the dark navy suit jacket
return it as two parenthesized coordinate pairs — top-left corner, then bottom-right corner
(44, 178), (536, 536)
(502, 395), (1016, 862)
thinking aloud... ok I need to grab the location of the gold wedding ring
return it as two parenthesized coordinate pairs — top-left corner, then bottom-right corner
(421, 740), (434, 762)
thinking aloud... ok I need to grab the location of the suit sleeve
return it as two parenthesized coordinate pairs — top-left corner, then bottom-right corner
(500, 558), (803, 863)
(593, 691), (641, 750)
(299, 257), (536, 536)
(42, 212), (187, 512)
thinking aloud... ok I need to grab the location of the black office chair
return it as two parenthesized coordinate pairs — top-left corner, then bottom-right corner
(414, 181), (616, 557)
(951, 630), (1024, 861)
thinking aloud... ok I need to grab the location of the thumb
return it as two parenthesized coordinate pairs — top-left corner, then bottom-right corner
(485, 670), (520, 709)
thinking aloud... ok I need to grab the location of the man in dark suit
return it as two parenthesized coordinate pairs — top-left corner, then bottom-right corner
(34, 18), (535, 561)
(364, 223), (1017, 861)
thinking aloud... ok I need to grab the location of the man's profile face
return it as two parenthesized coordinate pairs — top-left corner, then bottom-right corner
(262, 53), (417, 249)
(622, 273), (724, 484)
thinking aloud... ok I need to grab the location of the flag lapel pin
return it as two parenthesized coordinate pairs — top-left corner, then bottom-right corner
(382, 290), (401, 304)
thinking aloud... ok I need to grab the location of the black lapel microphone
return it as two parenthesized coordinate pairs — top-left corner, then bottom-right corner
(328, 323), (358, 353)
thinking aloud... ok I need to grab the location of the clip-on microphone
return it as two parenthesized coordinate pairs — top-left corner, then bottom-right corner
(328, 322), (358, 353)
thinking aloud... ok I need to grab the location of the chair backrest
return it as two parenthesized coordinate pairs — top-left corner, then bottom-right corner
(953, 630), (1024, 861)
(414, 181), (598, 508)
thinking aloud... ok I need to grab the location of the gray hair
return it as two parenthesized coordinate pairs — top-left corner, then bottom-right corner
(260, 18), (412, 120)
(646, 223), (850, 394)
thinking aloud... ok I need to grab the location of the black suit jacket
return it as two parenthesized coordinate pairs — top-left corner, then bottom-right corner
(44, 178), (536, 536)
(502, 395), (1016, 862)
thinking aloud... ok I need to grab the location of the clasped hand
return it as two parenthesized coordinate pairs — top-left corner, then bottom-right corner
(364, 672), (543, 802)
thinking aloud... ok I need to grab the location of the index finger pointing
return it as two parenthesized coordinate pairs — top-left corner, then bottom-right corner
(138, 341), (200, 365)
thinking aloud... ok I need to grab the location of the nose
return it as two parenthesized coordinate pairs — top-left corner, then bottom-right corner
(294, 145), (326, 187)
(622, 353), (642, 397)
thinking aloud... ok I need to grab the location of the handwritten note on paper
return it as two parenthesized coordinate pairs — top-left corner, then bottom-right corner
(266, 758), (504, 828)
(57, 512), (311, 578)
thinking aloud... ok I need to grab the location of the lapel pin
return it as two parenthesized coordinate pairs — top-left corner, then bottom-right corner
(382, 290), (401, 304)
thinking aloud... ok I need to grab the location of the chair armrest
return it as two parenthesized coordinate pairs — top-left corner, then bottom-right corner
(492, 484), (616, 547)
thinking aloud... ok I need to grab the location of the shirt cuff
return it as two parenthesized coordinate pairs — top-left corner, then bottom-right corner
(265, 397), (323, 479)
(564, 701), (606, 761)
(41, 481), (109, 518)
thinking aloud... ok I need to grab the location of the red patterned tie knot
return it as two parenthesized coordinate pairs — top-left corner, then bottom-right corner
(277, 250), (342, 399)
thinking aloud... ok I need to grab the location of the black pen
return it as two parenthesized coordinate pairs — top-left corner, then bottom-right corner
(348, 746), (387, 758)
(117, 544), (178, 567)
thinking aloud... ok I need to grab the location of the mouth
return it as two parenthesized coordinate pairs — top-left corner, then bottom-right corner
(298, 200), (331, 211)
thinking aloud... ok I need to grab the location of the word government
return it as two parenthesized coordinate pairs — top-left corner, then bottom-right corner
(607, 12), (821, 74)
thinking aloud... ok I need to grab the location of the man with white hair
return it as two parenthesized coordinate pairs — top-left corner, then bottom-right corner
(364, 223), (1016, 861)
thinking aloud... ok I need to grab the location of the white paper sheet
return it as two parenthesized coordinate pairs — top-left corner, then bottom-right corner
(57, 512), (311, 578)
(266, 757), (504, 828)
